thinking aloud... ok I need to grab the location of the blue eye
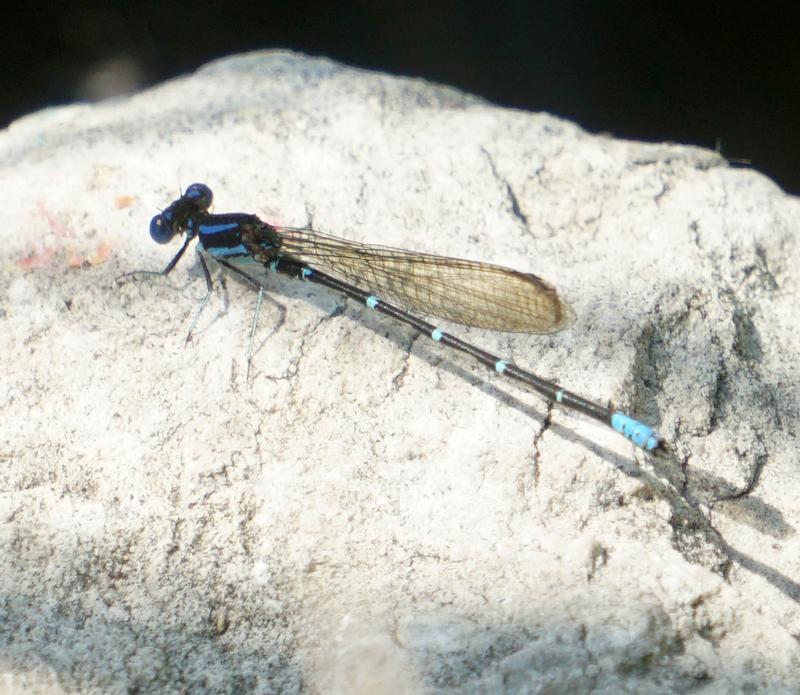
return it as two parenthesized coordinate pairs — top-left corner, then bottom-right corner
(149, 214), (175, 244)
(184, 183), (213, 210)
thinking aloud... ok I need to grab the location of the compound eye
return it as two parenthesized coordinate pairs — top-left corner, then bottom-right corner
(149, 214), (175, 244)
(184, 183), (213, 210)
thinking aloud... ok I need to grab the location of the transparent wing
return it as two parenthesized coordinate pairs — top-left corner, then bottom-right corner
(262, 226), (575, 333)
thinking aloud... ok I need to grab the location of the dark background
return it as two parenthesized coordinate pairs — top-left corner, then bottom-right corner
(6, 3), (799, 194)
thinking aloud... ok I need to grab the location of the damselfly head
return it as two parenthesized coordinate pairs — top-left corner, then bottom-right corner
(149, 183), (214, 244)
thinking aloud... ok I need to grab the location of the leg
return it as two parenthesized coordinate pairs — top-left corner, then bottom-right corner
(116, 234), (194, 285)
(246, 287), (264, 382)
(184, 249), (215, 344)
(216, 259), (272, 380)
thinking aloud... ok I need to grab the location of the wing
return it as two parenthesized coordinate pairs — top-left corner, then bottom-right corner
(269, 226), (574, 333)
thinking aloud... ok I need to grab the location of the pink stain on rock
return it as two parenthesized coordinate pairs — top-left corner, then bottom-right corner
(18, 201), (116, 270)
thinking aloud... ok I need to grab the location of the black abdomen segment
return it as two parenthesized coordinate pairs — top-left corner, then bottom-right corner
(269, 258), (661, 451)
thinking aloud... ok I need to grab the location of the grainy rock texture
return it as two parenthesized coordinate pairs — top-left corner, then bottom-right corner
(1, 51), (798, 693)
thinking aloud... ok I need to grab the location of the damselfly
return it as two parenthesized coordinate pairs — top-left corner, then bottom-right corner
(125, 183), (662, 451)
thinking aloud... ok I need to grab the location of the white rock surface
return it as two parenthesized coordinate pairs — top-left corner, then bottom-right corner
(1, 50), (798, 693)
